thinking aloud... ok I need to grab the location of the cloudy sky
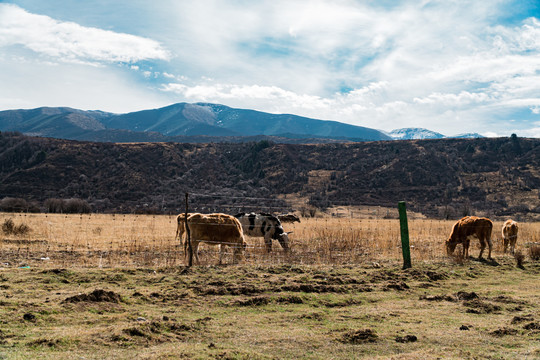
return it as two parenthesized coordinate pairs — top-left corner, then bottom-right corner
(1, 1), (539, 137)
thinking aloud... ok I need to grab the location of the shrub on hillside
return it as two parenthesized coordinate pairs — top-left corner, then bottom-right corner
(0, 197), (29, 212)
(45, 198), (91, 213)
(2, 218), (31, 235)
(44, 198), (65, 213)
(64, 198), (91, 214)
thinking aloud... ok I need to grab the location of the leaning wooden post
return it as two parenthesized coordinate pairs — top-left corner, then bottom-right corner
(398, 201), (412, 269)
(185, 193), (193, 267)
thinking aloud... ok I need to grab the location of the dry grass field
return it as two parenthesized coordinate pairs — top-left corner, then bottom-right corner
(1, 212), (540, 359)
(2, 211), (540, 267)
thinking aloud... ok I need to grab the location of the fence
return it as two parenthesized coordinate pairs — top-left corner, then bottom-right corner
(1, 200), (539, 268)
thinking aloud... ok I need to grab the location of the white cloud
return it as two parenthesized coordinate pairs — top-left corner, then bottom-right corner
(0, 4), (170, 64)
(0, 55), (172, 113)
(1, 1), (540, 136)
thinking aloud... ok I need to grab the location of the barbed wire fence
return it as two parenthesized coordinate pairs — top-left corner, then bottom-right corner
(0, 193), (538, 269)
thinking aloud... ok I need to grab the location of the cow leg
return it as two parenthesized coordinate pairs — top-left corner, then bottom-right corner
(232, 245), (241, 264)
(510, 239), (516, 255)
(478, 238), (486, 259)
(219, 244), (225, 265)
(193, 241), (200, 265)
(503, 237), (509, 254)
(463, 239), (469, 258)
(487, 238), (493, 259)
(264, 234), (272, 253)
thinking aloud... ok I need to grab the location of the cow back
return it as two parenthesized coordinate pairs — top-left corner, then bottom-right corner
(188, 213), (244, 244)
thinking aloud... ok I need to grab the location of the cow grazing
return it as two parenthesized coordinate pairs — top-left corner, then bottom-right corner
(446, 216), (493, 259)
(502, 219), (519, 255)
(176, 213), (246, 265)
(277, 214), (301, 223)
(234, 212), (291, 253)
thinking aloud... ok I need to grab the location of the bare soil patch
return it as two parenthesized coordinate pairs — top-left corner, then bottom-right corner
(62, 289), (122, 303)
(339, 329), (378, 344)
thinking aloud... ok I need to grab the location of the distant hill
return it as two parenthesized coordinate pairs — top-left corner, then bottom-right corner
(0, 103), (392, 143)
(1, 132), (539, 220)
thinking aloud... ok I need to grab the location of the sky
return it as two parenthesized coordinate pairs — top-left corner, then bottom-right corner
(1, 0), (540, 137)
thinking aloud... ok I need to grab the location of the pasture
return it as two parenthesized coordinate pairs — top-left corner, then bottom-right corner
(1, 212), (539, 359)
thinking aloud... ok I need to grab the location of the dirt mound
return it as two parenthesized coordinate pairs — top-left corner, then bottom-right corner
(383, 281), (409, 291)
(419, 294), (456, 302)
(275, 295), (304, 304)
(404, 268), (448, 282)
(299, 312), (325, 321)
(63, 289), (122, 304)
(281, 283), (351, 293)
(395, 334), (418, 343)
(490, 295), (527, 305)
(23, 313), (36, 322)
(192, 285), (264, 296)
(463, 299), (501, 314)
(455, 291), (479, 300)
(40, 268), (69, 275)
(339, 329), (378, 344)
(511, 315), (534, 324)
(523, 322), (540, 330)
(490, 328), (518, 336)
(233, 296), (271, 307)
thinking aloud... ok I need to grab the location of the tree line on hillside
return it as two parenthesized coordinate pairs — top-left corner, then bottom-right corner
(1, 131), (540, 219)
(0, 197), (92, 214)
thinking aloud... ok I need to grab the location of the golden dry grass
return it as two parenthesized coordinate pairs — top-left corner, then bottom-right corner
(1, 212), (540, 268)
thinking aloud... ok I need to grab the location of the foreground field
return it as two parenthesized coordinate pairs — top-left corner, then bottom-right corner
(1, 212), (539, 359)
(0, 259), (539, 359)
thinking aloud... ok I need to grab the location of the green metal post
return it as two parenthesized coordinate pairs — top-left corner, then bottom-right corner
(398, 201), (412, 269)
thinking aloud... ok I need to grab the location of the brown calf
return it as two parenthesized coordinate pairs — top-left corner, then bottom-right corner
(502, 219), (518, 255)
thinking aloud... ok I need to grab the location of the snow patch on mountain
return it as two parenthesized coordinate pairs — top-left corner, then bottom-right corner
(388, 128), (445, 140)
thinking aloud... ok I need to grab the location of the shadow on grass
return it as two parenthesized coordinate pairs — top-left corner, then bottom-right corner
(470, 257), (500, 266)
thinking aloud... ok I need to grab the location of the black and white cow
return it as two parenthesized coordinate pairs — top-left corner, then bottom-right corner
(234, 212), (291, 253)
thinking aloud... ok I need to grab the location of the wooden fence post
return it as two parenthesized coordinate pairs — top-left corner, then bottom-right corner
(398, 201), (412, 269)
(185, 193), (193, 267)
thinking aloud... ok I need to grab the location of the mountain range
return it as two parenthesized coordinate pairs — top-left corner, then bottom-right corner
(0, 103), (483, 143)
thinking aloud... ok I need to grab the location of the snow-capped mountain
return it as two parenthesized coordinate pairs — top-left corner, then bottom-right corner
(387, 128), (445, 140)
(452, 133), (485, 138)
(387, 128), (485, 140)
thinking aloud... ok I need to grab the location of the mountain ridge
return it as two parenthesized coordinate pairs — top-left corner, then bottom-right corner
(0, 103), (392, 142)
(0, 103), (485, 143)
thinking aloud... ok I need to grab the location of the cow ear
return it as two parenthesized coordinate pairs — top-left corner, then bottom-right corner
(286, 231), (293, 234)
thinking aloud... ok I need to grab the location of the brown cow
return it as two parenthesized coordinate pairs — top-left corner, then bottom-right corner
(502, 219), (519, 255)
(446, 216), (493, 259)
(175, 213), (189, 246)
(177, 213), (246, 265)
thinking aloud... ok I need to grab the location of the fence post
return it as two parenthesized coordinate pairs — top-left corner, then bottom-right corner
(398, 201), (412, 269)
(185, 193), (193, 267)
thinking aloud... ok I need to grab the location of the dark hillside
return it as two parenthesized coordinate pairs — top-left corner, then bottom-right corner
(1, 132), (539, 219)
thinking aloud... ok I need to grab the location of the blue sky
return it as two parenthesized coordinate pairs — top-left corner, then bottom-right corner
(1, 0), (540, 137)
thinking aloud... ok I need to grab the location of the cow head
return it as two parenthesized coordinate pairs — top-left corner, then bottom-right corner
(277, 231), (292, 252)
(446, 238), (457, 255)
